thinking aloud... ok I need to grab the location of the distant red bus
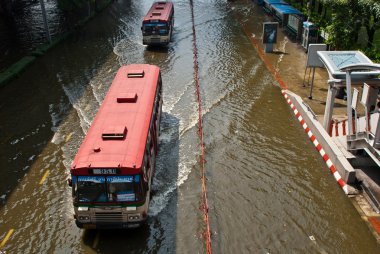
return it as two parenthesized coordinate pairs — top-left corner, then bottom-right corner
(142, 1), (174, 46)
(69, 64), (162, 229)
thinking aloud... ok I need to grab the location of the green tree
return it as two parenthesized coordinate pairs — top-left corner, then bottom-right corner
(359, 0), (380, 48)
(324, 0), (362, 49)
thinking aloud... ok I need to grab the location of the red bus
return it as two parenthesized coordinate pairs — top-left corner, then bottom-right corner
(142, 1), (174, 46)
(69, 64), (163, 229)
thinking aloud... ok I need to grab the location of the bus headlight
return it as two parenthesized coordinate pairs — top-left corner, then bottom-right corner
(78, 216), (90, 221)
(128, 214), (140, 221)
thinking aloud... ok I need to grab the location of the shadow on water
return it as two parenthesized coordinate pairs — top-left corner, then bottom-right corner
(82, 225), (150, 253)
(145, 45), (169, 53)
(0, 0), (139, 207)
(271, 50), (288, 55)
(82, 112), (180, 253)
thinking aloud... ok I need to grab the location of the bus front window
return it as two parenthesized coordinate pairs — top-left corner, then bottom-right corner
(143, 23), (168, 35)
(107, 175), (143, 202)
(77, 176), (107, 203)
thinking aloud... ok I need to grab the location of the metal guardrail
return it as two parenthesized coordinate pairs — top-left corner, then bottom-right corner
(302, 101), (317, 120)
(361, 181), (380, 214)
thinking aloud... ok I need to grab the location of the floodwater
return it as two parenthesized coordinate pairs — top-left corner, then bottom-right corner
(0, 0), (379, 253)
(0, 0), (65, 71)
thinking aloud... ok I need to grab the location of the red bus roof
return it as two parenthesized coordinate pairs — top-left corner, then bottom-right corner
(71, 64), (160, 173)
(143, 1), (174, 22)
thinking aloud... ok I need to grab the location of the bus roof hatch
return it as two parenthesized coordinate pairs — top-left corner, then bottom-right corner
(102, 126), (127, 140)
(127, 69), (145, 78)
(117, 93), (138, 103)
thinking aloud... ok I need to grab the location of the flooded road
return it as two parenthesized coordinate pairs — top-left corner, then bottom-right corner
(0, 0), (379, 253)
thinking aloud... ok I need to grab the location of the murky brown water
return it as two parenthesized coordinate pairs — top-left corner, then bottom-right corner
(0, 0), (379, 253)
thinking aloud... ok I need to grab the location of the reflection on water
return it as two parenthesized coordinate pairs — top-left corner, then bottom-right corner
(0, 0), (110, 71)
(0, 0), (379, 253)
(0, 0), (63, 70)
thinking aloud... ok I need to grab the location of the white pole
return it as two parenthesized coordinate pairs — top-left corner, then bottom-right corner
(346, 71), (353, 135)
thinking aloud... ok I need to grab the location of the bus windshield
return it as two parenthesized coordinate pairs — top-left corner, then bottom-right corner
(73, 175), (143, 203)
(76, 176), (107, 203)
(142, 23), (168, 35)
(107, 175), (140, 202)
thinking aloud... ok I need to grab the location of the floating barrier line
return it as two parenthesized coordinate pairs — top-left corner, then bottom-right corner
(282, 91), (349, 194)
(189, 0), (212, 253)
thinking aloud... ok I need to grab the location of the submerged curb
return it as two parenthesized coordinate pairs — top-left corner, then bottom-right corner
(282, 90), (349, 195)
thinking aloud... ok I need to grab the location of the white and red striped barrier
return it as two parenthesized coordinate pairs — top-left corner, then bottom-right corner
(282, 90), (349, 194)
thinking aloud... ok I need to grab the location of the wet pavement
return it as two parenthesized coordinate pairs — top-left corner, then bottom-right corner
(0, 0), (379, 253)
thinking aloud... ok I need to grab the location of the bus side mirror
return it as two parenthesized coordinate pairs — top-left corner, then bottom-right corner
(68, 178), (72, 187)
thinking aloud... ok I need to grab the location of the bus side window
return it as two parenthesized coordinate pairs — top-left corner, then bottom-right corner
(72, 176), (77, 196)
(147, 155), (151, 169)
(150, 134), (154, 151)
(145, 145), (151, 171)
(146, 141), (150, 158)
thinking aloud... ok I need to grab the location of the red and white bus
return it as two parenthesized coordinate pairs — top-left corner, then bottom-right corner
(69, 64), (162, 229)
(142, 1), (174, 46)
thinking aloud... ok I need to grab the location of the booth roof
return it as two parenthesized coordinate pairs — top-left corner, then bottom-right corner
(264, 0), (288, 4)
(271, 4), (303, 15)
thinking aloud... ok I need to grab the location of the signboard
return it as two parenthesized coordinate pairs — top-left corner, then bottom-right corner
(317, 51), (380, 79)
(361, 83), (370, 106)
(78, 176), (105, 183)
(106, 176), (134, 183)
(117, 193), (135, 202)
(92, 168), (118, 175)
(351, 88), (359, 110)
(306, 44), (327, 68)
(263, 22), (278, 44)
(360, 83), (378, 107)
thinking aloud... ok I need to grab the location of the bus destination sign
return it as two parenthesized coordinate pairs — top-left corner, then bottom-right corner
(91, 168), (119, 175)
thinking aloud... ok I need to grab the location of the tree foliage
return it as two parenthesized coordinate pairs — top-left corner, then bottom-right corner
(324, 0), (364, 49)
(358, 0), (380, 48)
(296, 0), (380, 54)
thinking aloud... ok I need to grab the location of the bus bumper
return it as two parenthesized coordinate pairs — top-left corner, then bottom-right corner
(143, 38), (169, 46)
(76, 220), (144, 229)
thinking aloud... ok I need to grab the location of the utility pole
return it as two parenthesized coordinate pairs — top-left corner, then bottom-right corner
(39, 0), (51, 43)
(307, 0), (311, 20)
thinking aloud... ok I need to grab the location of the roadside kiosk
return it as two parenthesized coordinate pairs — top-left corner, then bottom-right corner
(262, 0), (288, 15)
(270, 4), (303, 40)
(302, 21), (318, 51)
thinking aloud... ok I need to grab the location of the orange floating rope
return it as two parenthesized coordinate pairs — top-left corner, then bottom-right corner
(189, 0), (212, 253)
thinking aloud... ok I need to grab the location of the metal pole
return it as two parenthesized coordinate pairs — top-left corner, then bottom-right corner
(308, 67), (316, 99)
(39, 0), (51, 43)
(364, 106), (369, 140)
(302, 67), (308, 87)
(346, 71), (353, 135)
